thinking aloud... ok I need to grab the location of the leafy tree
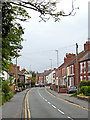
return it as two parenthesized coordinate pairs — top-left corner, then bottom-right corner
(2, 2), (30, 71)
(29, 71), (36, 77)
(31, 77), (36, 85)
(2, 0), (78, 72)
(2, 80), (11, 97)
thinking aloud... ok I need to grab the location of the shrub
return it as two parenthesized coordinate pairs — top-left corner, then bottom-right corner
(2, 80), (15, 104)
(25, 83), (30, 85)
(18, 82), (22, 87)
(2, 80), (11, 97)
(70, 92), (77, 98)
(22, 82), (25, 88)
(80, 86), (90, 96)
(79, 81), (90, 88)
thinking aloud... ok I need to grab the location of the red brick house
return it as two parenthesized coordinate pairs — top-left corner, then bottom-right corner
(67, 41), (90, 87)
(58, 53), (75, 87)
(9, 64), (25, 84)
(36, 70), (52, 85)
(79, 51), (90, 81)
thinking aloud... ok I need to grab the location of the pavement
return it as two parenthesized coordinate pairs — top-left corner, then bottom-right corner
(0, 88), (29, 119)
(46, 88), (89, 109)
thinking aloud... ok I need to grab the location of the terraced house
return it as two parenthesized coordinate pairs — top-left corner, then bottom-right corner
(66, 41), (90, 87)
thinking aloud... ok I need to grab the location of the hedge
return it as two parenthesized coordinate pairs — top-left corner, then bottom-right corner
(80, 86), (90, 96)
(79, 81), (90, 88)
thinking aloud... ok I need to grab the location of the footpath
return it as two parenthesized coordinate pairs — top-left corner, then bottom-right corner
(0, 88), (29, 119)
(46, 88), (89, 110)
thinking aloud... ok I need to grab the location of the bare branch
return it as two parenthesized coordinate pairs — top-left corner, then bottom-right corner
(9, 0), (79, 22)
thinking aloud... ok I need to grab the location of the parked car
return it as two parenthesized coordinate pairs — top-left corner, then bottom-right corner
(35, 83), (40, 87)
(67, 86), (77, 94)
(15, 86), (21, 92)
(40, 83), (45, 87)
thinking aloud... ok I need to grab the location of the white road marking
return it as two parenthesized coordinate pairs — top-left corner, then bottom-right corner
(67, 116), (73, 120)
(48, 102), (51, 104)
(45, 99), (47, 101)
(52, 105), (56, 109)
(58, 109), (65, 115)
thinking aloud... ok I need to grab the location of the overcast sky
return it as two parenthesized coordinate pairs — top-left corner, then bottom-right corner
(12, 0), (89, 73)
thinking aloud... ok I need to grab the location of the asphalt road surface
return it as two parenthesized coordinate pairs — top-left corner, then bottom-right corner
(25, 87), (89, 120)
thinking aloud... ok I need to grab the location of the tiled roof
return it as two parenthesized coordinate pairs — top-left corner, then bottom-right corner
(67, 49), (89, 66)
(79, 51), (90, 62)
(11, 68), (24, 76)
(38, 71), (52, 77)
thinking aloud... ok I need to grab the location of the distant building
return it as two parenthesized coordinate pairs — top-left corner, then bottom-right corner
(9, 64), (25, 84)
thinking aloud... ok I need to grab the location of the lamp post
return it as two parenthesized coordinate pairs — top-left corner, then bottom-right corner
(49, 59), (52, 84)
(55, 50), (59, 93)
(16, 49), (18, 85)
(76, 43), (79, 95)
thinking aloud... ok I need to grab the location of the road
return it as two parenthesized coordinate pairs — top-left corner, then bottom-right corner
(25, 87), (88, 120)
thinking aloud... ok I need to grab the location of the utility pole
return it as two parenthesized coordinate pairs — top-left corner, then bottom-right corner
(55, 50), (59, 93)
(16, 49), (18, 85)
(76, 43), (79, 95)
(30, 65), (31, 72)
(49, 59), (52, 84)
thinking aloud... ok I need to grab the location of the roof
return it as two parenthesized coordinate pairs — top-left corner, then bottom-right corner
(11, 68), (24, 76)
(79, 51), (90, 62)
(38, 70), (52, 77)
(67, 49), (89, 66)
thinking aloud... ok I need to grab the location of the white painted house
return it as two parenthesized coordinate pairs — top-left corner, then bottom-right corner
(46, 70), (56, 84)
(24, 72), (32, 83)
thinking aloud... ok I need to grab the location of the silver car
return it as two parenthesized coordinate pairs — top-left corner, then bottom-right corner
(67, 86), (77, 94)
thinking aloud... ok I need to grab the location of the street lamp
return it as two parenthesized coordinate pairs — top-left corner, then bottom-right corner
(49, 59), (52, 84)
(55, 50), (59, 93)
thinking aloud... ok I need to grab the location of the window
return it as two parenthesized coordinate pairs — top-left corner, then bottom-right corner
(53, 73), (55, 78)
(80, 76), (83, 81)
(72, 65), (74, 74)
(84, 62), (86, 73)
(70, 77), (74, 86)
(80, 62), (83, 73)
(88, 61), (90, 73)
(88, 76), (90, 81)
(84, 76), (86, 80)
(69, 66), (71, 74)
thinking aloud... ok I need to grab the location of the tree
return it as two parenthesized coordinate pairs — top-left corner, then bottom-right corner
(2, 2), (30, 71)
(2, 0), (78, 71)
(9, 0), (78, 22)
(29, 71), (36, 77)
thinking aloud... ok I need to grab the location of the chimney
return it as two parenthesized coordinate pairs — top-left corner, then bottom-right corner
(53, 68), (56, 71)
(44, 70), (47, 73)
(84, 41), (90, 51)
(64, 53), (75, 63)
(17, 66), (20, 71)
(64, 57), (67, 63)
(13, 64), (17, 68)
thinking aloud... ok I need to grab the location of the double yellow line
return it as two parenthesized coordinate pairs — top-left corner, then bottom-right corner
(25, 89), (32, 119)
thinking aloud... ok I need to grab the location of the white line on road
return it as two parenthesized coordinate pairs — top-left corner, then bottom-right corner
(57, 109), (65, 115)
(52, 105), (56, 109)
(67, 116), (74, 120)
(45, 99), (47, 101)
(48, 102), (51, 104)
